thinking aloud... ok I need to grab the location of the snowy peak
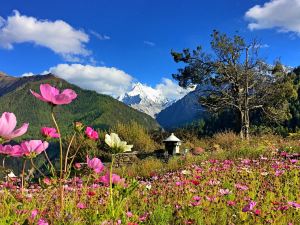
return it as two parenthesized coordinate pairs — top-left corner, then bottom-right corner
(118, 82), (173, 118)
(120, 82), (165, 103)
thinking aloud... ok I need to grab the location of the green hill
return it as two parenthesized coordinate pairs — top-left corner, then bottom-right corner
(0, 73), (160, 139)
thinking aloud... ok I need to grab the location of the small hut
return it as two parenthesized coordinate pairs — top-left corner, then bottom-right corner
(163, 133), (181, 155)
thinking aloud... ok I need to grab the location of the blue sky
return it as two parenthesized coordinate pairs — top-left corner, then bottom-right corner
(1, 0), (300, 98)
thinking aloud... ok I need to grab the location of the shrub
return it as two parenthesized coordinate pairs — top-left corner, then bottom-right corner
(211, 131), (241, 151)
(110, 121), (158, 152)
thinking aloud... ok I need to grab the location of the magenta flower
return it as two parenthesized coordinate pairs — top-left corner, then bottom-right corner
(0, 144), (24, 157)
(30, 83), (77, 105)
(193, 196), (201, 201)
(77, 202), (86, 209)
(87, 156), (104, 174)
(30, 209), (38, 219)
(0, 144), (9, 155)
(74, 162), (82, 170)
(42, 177), (52, 186)
(235, 183), (249, 191)
(37, 218), (48, 225)
(288, 201), (300, 209)
(99, 172), (122, 185)
(126, 211), (133, 218)
(0, 112), (28, 141)
(8, 145), (24, 157)
(242, 200), (257, 212)
(219, 188), (231, 196)
(85, 127), (99, 140)
(20, 140), (49, 157)
(227, 200), (236, 206)
(41, 127), (60, 138)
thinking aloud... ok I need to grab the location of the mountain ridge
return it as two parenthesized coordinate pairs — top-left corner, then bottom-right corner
(156, 86), (207, 128)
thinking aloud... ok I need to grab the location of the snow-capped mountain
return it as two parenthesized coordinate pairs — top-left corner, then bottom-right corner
(118, 83), (175, 118)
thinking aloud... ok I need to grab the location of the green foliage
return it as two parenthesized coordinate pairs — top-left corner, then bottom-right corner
(148, 204), (173, 224)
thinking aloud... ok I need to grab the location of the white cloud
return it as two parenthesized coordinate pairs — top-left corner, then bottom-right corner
(47, 64), (133, 97)
(155, 78), (195, 100)
(21, 67), (191, 101)
(0, 10), (90, 61)
(245, 0), (300, 35)
(143, 40), (155, 47)
(90, 30), (111, 40)
(21, 72), (34, 77)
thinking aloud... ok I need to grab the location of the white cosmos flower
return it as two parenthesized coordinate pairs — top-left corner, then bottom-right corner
(105, 133), (133, 153)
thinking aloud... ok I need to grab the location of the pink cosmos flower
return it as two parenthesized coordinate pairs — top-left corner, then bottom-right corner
(85, 127), (99, 140)
(254, 209), (261, 216)
(275, 170), (284, 176)
(126, 211), (133, 218)
(219, 188), (231, 196)
(227, 200), (236, 206)
(20, 140), (49, 157)
(30, 209), (38, 219)
(288, 201), (300, 209)
(191, 201), (201, 206)
(87, 156), (104, 174)
(77, 202), (86, 209)
(175, 181), (182, 186)
(290, 159), (298, 164)
(41, 127), (60, 138)
(193, 196), (201, 201)
(37, 218), (48, 225)
(0, 112), (28, 141)
(30, 83), (77, 105)
(0, 144), (10, 155)
(99, 172), (122, 185)
(42, 177), (52, 186)
(9, 145), (24, 157)
(139, 212), (149, 222)
(242, 200), (257, 212)
(74, 162), (82, 170)
(0, 144), (24, 157)
(206, 196), (217, 202)
(235, 183), (249, 191)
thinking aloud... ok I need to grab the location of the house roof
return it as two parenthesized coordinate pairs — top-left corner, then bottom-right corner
(163, 133), (181, 142)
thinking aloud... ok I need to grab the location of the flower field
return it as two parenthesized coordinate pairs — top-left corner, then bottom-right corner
(0, 83), (300, 224)
(0, 155), (299, 224)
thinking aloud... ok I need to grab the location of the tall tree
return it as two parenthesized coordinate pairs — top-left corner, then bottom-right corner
(171, 30), (297, 139)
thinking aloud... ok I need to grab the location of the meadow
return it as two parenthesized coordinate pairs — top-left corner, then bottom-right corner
(0, 83), (300, 225)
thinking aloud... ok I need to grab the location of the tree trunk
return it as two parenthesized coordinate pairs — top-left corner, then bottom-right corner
(240, 110), (245, 140)
(240, 108), (250, 140)
(244, 108), (250, 140)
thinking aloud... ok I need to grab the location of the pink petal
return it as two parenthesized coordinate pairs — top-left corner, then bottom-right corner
(0, 112), (17, 137)
(7, 123), (29, 139)
(53, 94), (72, 105)
(61, 89), (77, 100)
(30, 90), (49, 103)
(40, 84), (59, 102)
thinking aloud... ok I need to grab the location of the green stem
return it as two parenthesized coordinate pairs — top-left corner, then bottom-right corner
(43, 150), (55, 177)
(51, 109), (64, 211)
(21, 159), (26, 196)
(110, 154), (115, 218)
(30, 158), (46, 177)
(64, 132), (76, 173)
(2, 157), (6, 169)
(65, 143), (82, 179)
